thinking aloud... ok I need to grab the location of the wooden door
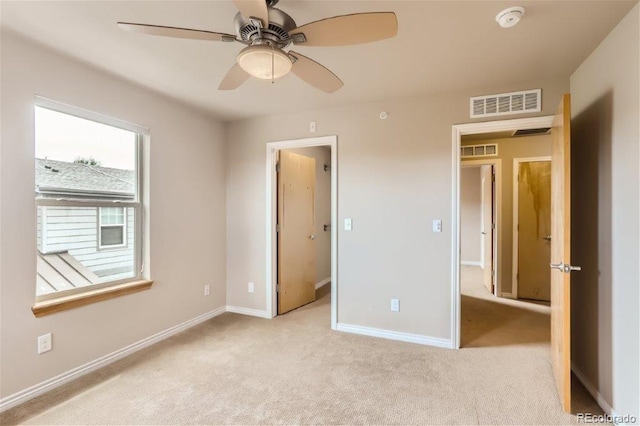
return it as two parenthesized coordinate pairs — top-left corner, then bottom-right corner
(277, 151), (317, 314)
(517, 161), (552, 301)
(481, 165), (494, 293)
(550, 94), (573, 412)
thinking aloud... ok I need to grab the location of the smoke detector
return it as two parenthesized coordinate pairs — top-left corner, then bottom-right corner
(495, 7), (525, 28)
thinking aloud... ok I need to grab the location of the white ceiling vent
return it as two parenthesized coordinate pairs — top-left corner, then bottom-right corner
(470, 89), (541, 118)
(512, 127), (551, 136)
(461, 143), (498, 158)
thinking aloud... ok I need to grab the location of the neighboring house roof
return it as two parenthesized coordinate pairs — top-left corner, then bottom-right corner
(35, 158), (135, 198)
(37, 250), (101, 295)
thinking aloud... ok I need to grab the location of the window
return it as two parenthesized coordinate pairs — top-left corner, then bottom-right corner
(99, 207), (127, 248)
(35, 97), (146, 300)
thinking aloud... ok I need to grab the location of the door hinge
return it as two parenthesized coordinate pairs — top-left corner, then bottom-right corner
(275, 162), (281, 173)
(276, 284), (280, 292)
(276, 224), (280, 233)
(492, 270), (495, 277)
(140, 263), (144, 274)
(516, 272), (519, 281)
(492, 223), (496, 230)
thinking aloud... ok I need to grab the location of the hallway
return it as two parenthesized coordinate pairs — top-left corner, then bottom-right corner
(461, 265), (551, 347)
(461, 265), (604, 417)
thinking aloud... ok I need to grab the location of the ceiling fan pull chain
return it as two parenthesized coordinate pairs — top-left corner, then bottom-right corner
(271, 45), (275, 84)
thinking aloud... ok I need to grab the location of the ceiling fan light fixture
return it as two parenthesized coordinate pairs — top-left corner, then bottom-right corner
(237, 45), (292, 80)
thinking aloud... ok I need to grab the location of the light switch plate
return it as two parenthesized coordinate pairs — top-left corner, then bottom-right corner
(248, 282), (255, 293)
(344, 218), (352, 231)
(310, 121), (317, 133)
(391, 299), (400, 312)
(38, 333), (52, 354)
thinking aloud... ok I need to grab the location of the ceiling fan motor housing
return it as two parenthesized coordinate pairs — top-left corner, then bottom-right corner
(234, 8), (297, 48)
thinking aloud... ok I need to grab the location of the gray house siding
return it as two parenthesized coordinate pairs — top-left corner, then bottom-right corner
(38, 206), (134, 281)
(36, 208), (43, 251)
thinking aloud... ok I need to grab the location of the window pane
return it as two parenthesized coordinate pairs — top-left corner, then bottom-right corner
(101, 226), (124, 246)
(100, 207), (124, 225)
(114, 208), (125, 224)
(35, 107), (136, 201)
(35, 206), (136, 297)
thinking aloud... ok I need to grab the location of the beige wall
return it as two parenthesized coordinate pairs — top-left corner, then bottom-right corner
(281, 147), (332, 285)
(460, 167), (481, 264)
(462, 135), (552, 295)
(226, 78), (568, 338)
(0, 32), (227, 398)
(570, 4), (639, 419)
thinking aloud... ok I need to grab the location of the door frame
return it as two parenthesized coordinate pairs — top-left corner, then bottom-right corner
(266, 135), (338, 329)
(511, 156), (552, 299)
(460, 160), (502, 297)
(451, 116), (553, 349)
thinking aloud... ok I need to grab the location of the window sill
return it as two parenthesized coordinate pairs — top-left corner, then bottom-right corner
(32, 279), (153, 317)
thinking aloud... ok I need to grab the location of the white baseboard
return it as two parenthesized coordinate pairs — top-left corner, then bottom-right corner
(225, 305), (271, 319)
(571, 363), (616, 417)
(0, 306), (226, 413)
(315, 277), (331, 290)
(461, 261), (483, 267)
(570, 363), (635, 425)
(336, 323), (452, 349)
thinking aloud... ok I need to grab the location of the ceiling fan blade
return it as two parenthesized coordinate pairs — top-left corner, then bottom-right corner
(218, 63), (250, 90)
(118, 22), (236, 42)
(288, 51), (343, 93)
(290, 12), (397, 47)
(233, 0), (269, 27)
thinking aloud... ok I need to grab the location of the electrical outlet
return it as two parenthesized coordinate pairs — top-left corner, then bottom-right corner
(37, 333), (52, 354)
(310, 121), (317, 133)
(432, 219), (442, 233)
(390, 299), (400, 312)
(204, 284), (210, 296)
(248, 282), (255, 293)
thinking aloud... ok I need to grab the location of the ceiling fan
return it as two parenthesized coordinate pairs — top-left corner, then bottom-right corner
(118, 0), (397, 93)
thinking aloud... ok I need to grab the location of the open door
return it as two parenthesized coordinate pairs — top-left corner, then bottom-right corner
(550, 93), (579, 412)
(517, 160), (552, 301)
(277, 151), (317, 314)
(481, 165), (495, 294)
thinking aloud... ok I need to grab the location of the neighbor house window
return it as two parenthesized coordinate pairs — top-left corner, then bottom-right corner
(99, 207), (127, 248)
(35, 97), (146, 300)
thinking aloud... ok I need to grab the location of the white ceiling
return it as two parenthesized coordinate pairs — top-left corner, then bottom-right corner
(1, 1), (637, 121)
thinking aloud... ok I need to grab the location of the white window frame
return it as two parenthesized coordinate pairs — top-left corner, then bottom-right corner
(98, 206), (128, 249)
(35, 96), (148, 302)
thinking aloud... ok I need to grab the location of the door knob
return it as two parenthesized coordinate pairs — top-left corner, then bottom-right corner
(481, 231), (487, 235)
(563, 264), (581, 273)
(550, 262), (582, 273)
(543, 235), (552, 241)
(550, 262), (563, 271)
(308, 234), (316, 240)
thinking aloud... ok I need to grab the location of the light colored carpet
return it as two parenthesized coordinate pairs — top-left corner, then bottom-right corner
(1, 266), (604, 425)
